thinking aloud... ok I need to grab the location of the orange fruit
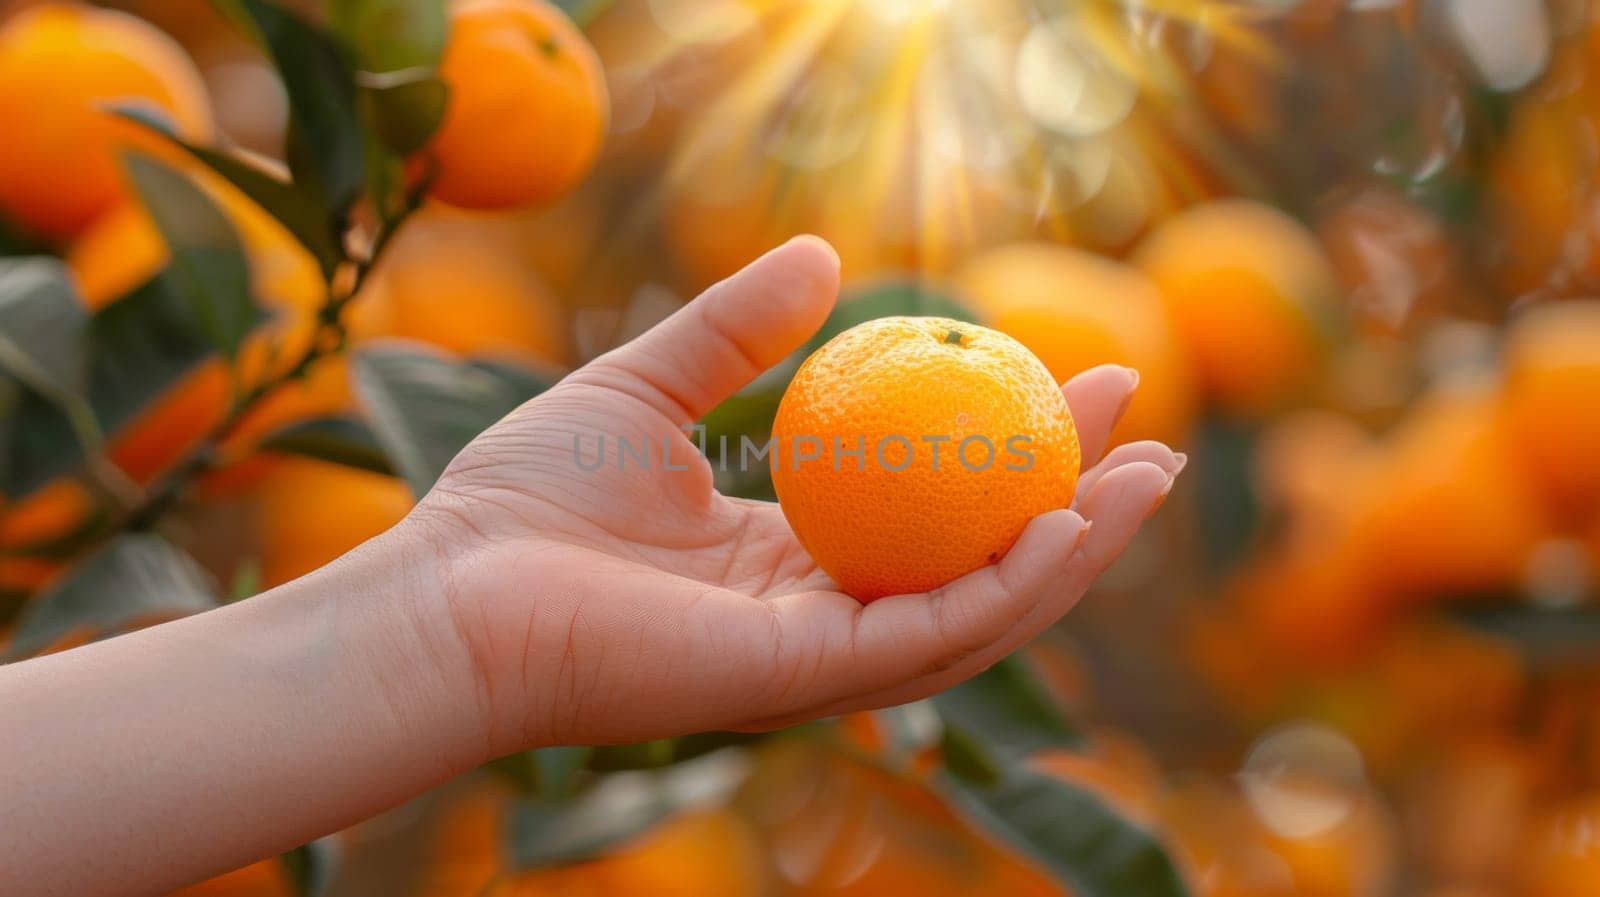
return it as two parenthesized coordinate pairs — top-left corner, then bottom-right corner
(954, 243), (1195, 446)
(348, 202), (570, 365)
(424, 783), (768, 897)
(1521, 795), (1600, 897)
(1485, 67), (1600, 300)
(70, 176), (341, 485)
(1351, 382), (1550, 601)
(748, 746), (1060, 897)
(771, 316), (1080, 602)
(164, 860), (292, 897)
(1134, 199), (1339, 415)
(428, 0), (608, 210)
(0, 3), (212, 240)
(0, 479), (95, 551)
(1408, 734), (1539, 885)
(1500, 301), (1600, 526)
(251, 457), (413, 587)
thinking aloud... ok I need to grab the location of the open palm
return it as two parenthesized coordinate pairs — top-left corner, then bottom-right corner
(412, 237), (1184, 755)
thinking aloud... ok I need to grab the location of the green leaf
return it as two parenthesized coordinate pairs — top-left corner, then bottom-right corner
(113, 106), (340, 277)
(487, 747), (593, 799)
(329, 0), (447, 72)
(944, 767), (1190, 897)
(506, 755), (744, 869)
(0, 257), (89, 400)
(351, 344), (525, 495)
(124, 154), (258, 361)
(229, 0), (368, 215)
(279, 838), (339, 897)
(804, 281), (978, 355)
(931, 654), (1082, 762)
(260, 416), (395, 476)
(359, 69), (450, 156)
(3, 275), (223, 499)
(588, 732), (759, 772)
(3, 534), (219, 660)
(940, 726), (1002, 787)
(1452, 604), (1600, 668)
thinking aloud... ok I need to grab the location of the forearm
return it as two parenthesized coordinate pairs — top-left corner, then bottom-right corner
(0, 519), (486, 897)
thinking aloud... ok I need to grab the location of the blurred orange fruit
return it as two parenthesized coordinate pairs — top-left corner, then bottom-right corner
(1521, 794), (1600, 897)
(1500, 301), (1600, 527)
(0, 3), (212, 240)
(423, 783), (767, 897)
(0, 479), (95, 551)
(1351, 383), (1550, 602)
(1407, 734), (1539, 885)
(771, 317), (1080, 602)
(1134, 199), (1339, 415)
(664, 151), (803, 288)
(1485, 77), (1600, 300)
(164, 860), (291, 897)
(349, 202), (571, 365)
(251, 457), (413, 588)
(429, 0), (608, 210)
(954, 243), (1196, 447)
(748, 746), (1060, 897)
(68, 175), (343, 486)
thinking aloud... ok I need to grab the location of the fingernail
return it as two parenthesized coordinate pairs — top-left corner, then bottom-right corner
(1170, 452), (1188, 476)
(1113, 368), (1140, 422)
(1072, 520), (1094, 553)
(1145, 476), (1177, 519)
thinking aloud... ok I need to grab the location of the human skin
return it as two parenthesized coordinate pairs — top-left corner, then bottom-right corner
(0, 237), (1183, 895)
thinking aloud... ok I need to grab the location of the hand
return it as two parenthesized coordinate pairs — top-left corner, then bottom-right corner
(408, 237), (1186, 755)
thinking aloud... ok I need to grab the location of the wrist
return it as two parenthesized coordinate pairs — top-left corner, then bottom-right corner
(288, 511), (495, 775)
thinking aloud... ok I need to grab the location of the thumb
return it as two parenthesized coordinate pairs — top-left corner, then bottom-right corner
(580, 236), (841, 426)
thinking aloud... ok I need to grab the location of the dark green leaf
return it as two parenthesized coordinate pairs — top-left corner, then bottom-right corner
(1193, 419), (1259, 578)
(940, 726), (1002, 787)
(230, 0), (367, 215)
(279, 838), (339, 897)
(329, 0), (447, 72)
(359, 69), (450, 156)
(3, 276), (223, 499)
(260, 416), (395, 476)
(352, 344), (523, 495)
(944, 767), (1190, 897)
(1452, 604), (1600, 668)
(804, 281), (977, 355)
(114, 106), (340, 277)
(124, 154), (258, 360)
(487, 747), (593, 799)
(0, 257), (89, 399)
(4, 534), (218, 660)
(509, 780), (677, 869)
(931, 654), (1082, 762)
(588, 732), (758, 772)
(470, 359), (563, 402)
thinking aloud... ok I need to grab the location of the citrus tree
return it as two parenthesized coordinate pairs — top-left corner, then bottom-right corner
(0, 1), (1192, 895)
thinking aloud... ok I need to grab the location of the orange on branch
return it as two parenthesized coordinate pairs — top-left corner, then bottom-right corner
(1134, 200), (1340, 415)
(1500, 301), (1600, 526)
(0, 3), (212, 240)
(163, 860), (292, 897)
(428, 0), (608, 210)
(349, 202), (570, 366)
(954, 243), (1196, 446)
(1350, 383), (1550, 602)
(251, 458), (413, 588)
(771, 317), (1079, 602)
